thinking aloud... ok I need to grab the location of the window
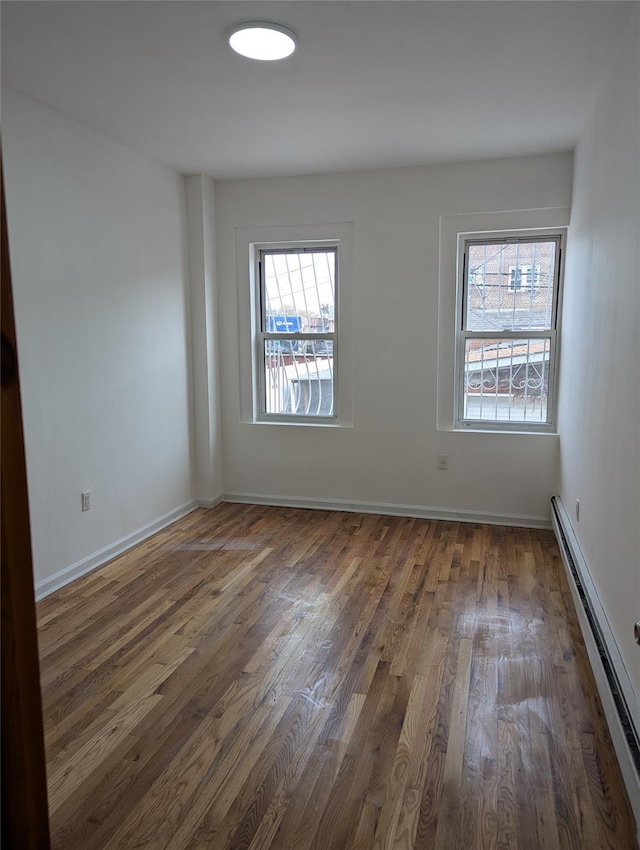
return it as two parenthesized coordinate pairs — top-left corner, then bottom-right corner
(256, 244), (338, 421)
(456, 234), (563, 430)
(508, 264), (540, 291)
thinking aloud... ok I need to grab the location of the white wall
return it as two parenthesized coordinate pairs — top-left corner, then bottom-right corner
(2, 89), (194, 591)
(215, 152), (572, 525)
(558, 8), (640, 700)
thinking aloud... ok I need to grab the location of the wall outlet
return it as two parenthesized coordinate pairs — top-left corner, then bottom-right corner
(81, 491), (91, 512)
(575, 498), (580, 522)
(437, 453), (449, 470)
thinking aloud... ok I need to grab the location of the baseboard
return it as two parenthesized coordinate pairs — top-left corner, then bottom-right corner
(222, 492), (551, 529)
(35, 500), (199, 600)
(550, 495), (640, 839)
(196, 494), (224, 509)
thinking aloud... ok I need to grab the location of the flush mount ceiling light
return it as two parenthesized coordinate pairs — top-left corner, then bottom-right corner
(228, 22), (297, 61)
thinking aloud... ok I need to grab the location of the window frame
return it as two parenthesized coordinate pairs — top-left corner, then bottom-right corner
(455, 231), (565, 433)
(254, 240), (340, 425)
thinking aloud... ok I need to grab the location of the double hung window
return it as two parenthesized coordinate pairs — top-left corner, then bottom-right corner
(256, 244), (337, 421)
(457, 233), (563, 431)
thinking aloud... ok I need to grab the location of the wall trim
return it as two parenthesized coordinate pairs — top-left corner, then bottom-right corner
(223, 492), (551, 529)
(35, 501), (200, 600)
(196, 495), (224, 509)
(550, 495), (640, 838)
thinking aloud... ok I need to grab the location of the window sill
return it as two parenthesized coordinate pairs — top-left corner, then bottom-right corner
(454, 425), (558, 436)
(252, 417), (353, 429)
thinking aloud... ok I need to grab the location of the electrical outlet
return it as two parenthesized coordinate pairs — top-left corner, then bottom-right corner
(437, 453), (449, 470)
(575, 499), (580, 522)
(82, 491), (91, 512)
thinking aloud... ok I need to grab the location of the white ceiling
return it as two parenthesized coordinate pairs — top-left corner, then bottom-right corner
(1, 1), (635, 179)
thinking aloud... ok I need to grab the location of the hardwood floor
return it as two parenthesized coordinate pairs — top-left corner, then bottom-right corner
(37, 504), (637, 849)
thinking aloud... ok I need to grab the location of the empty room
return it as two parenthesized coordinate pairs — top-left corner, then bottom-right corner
(1, 2), (639, 848)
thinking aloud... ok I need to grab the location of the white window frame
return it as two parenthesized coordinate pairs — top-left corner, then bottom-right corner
(235, 222), (353, 428)
(455, 230), (565, 433)
(254, 241), (339, 424)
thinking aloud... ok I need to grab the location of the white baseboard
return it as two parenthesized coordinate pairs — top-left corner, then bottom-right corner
(196, 495), (224, 509)
(550, 495), (640, 840)
(222, 492), (551, 529)
(35, 501), (200, 600)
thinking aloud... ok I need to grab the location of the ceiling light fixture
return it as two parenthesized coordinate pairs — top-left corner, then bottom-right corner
(228, 22), (297, 61)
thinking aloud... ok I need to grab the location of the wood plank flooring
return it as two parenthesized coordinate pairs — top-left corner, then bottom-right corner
(36, 504), (637, 849)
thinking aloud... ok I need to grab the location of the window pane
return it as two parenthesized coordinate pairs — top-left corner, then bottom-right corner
(463, 338), (550, 423)
(263, 339), (334, 417)
(262, 251), (335, 334)
(465, 240), (556, 332)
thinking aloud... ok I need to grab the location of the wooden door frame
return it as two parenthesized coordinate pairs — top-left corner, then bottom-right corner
(1, 157), (51, 847)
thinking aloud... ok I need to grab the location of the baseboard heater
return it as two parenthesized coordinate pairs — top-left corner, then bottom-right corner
(550, 496), (640, 831)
